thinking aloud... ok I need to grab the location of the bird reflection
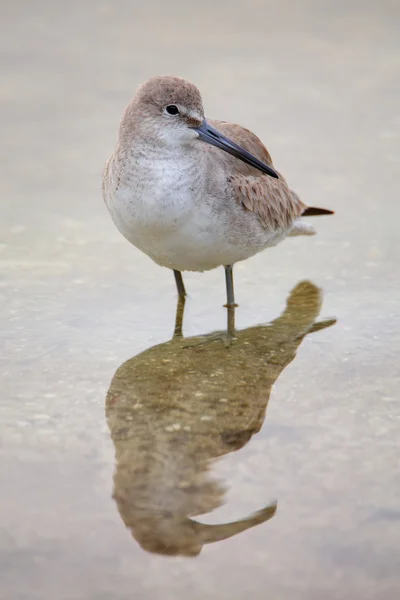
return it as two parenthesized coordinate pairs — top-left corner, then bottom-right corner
(106, 281), (335, 557)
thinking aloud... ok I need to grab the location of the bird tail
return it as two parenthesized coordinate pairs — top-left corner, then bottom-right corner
(302, 207), (334, 216)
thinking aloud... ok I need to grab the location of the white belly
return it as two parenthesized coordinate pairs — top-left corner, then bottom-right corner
(104, 153), (286, 272)
(107, 189), (240, 271)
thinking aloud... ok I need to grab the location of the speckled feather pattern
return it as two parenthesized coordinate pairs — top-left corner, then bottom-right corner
(229, 172), (306, 229)
(208, 120), (306, 229)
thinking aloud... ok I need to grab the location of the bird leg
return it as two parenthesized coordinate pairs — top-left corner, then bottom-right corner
(173, 270), (186, 338)
(181, 266), (239, 349)
(224, 265), (238, 340)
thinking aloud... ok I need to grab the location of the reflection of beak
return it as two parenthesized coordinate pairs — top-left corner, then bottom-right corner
(191, 501), (277, 544)
(193, 119), (279, 179)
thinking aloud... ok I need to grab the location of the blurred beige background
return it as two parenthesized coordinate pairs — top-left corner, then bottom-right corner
(0, 1), (399, 599)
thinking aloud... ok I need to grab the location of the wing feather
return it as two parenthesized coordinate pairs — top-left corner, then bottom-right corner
(229, 172), (306, 230)
(208, 120), (306, 229)
(207, 119), (333, 230)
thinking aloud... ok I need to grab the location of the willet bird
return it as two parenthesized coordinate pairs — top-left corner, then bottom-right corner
(103, 76), (333, 339)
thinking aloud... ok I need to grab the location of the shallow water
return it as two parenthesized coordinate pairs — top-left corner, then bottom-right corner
(1, 1), (399, 599)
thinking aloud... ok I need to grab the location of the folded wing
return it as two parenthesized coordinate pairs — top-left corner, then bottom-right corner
(209, 119), (333, 230)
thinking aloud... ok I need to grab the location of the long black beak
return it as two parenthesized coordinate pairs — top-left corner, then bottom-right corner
(193, 119), (279, 179)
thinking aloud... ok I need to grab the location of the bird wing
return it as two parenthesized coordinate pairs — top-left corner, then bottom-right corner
(208, 119), (333, 230)
(228, 172), (306, 229)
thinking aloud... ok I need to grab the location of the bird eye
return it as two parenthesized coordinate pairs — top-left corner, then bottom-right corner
(165, 105), (180, 116)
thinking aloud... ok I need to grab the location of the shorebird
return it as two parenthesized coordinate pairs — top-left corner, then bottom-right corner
(103, 76), (333, 339)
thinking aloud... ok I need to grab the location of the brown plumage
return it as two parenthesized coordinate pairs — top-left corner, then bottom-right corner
(208, 119), (333, 230)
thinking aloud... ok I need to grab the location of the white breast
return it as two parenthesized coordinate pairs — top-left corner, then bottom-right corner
(103, 143), (289, 272)
(104, 149), (226, 270)
(107, 149), (195, 222)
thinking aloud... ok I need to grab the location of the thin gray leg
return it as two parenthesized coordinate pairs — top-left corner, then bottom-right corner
(224, 265), (238, 337)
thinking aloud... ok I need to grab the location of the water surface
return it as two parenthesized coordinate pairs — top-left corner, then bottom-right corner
(1, 1), (399, 599)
